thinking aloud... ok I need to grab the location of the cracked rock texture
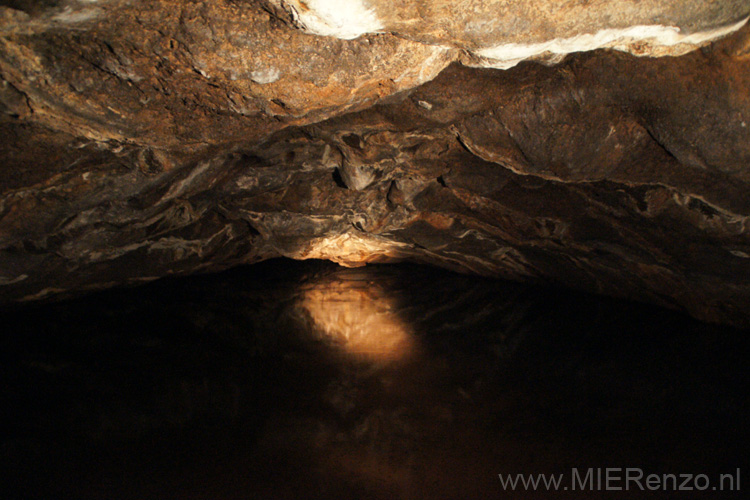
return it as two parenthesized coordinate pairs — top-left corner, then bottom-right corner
(2, 0), (750, 326)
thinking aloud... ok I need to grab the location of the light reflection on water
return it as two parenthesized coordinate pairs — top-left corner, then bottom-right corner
(299, 272), (416, 362)
(0, 259), (748, 499)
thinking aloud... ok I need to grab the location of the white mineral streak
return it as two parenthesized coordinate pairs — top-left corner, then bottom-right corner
(51, 6), (102, 24)
(394, 46), (453, 84)
(270, 2), (748, 73)
(283, 0), (384, 40)
(475, 16), (750, 69)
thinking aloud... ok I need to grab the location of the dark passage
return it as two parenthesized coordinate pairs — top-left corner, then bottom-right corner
(1, 260), (747, 499)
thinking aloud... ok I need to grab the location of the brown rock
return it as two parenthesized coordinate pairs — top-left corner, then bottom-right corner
(2, 0), (750, 327)
(266, 0), (750, 67)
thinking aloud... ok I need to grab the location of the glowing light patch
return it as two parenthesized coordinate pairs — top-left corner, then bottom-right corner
(300, 277), (415, 362)
(299, 232), (409, 267)
(284, 0), (384, 40)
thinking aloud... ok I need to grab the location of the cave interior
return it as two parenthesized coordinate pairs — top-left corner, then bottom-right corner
(1, 1), (750, 498)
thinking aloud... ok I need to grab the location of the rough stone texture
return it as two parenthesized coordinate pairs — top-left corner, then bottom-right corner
(266, 0), (750, 67)
(2, 0), (750, 326)
(0, 0), (455, 146)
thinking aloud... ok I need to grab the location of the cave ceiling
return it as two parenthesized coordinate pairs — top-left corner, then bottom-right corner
(2, 0), (750, 326)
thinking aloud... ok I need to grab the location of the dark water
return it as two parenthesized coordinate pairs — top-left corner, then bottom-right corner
(1, 259), (747, 499)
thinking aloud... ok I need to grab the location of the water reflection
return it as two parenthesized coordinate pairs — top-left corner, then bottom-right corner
(0, 259), (747, 499)
(299, 271), (416, 362)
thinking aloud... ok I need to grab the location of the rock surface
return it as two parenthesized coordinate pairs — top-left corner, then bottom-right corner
(266, 0), (750, 67)
(2, 0), (750, 326)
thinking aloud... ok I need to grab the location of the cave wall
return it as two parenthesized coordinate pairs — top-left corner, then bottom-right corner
(2, 0), (750, 326)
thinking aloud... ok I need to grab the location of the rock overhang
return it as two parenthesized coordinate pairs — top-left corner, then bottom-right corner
(1, 0), (750, 326)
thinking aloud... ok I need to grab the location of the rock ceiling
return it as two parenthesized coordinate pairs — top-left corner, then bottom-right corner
(2, 0), (750, 326)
